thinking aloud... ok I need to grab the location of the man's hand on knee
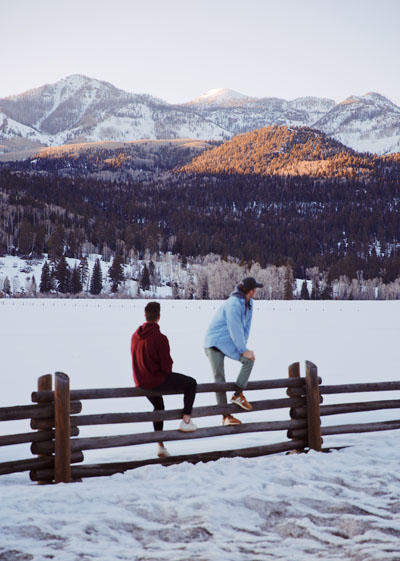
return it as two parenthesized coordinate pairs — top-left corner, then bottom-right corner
(242, 350), (255, 362)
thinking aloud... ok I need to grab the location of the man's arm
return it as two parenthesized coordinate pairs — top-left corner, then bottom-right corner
(225, 299), (247, 356)
(158, 334), (173, 374)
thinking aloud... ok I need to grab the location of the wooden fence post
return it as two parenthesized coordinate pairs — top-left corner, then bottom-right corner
(287, 362), (307, 450)
(54, 372), (71, 483)
(36, 374), (53, 485)
(305, 361), (322, 451)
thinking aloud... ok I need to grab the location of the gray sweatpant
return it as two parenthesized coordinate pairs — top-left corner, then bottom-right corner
(205, 347), (254, 405)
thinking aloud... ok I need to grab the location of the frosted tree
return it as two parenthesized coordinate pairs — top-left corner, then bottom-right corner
(25, 275), (38, 297)
(196, 270), (209, 299)
(320, 272), (333, 300)
(333, 276), (351, 300)
(102, 244), (113, 263)
(3, 276), (11, 295)
(307, 267), (321, 300)
(12, 276), (20, 295)
(184, 270), (196, 299)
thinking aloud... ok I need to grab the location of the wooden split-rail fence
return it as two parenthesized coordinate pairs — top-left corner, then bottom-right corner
(1, 361), (400, 484)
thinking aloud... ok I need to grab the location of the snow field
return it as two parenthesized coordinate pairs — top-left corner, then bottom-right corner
(1, 299), (400, 560)
(1, 435), (400, 560)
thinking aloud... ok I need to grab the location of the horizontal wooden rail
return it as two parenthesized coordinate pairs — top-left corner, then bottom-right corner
(32, 419), (308, 455)
(31, 378), (309, 403)
(31, 397), (306, 430)
(0, 401), (82, 421)
(290, 399), (400, 419)
(321, 419), (400, 436)
(30, 440), (307, 481)
(287, 428), (308, 440)
(0, 451), (84, 476)
(320, 399), (400, 416)
(320, 382), (400, 394)
(0, 427), (79, 447)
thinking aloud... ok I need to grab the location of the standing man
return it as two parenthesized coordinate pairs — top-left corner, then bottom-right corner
(204, 277), (263, 426)
(131, 301), (197, 458)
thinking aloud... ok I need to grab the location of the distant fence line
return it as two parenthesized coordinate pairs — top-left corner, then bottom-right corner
(0, 299), (366, 313)
(1, 363), (400, 483)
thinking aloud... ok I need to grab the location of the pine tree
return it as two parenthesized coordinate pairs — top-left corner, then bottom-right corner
(55, 256), (71, 293)
(149, 260), (155, 283)
(48, 225), (65, 261)
(311, 279), (320, 300)
(39, 262), (52, 293)
(140, 263), (150, 291)
(79, 257), (90, 291)
(31, 275), (37, 296)
(108, 255), (125, 293)
(284, 263), (295, 300)
(90, 259), (103, 295)
(201, 276), (209, 299)
(18, 218), (35, 255)
(321, 280), (333, 300)
(300, 280), (310, 300)
(172, 281), (180, 299)
(71, 265), (83, 294)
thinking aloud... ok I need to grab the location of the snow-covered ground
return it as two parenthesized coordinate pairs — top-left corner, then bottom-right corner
(1, 300), (400, 560)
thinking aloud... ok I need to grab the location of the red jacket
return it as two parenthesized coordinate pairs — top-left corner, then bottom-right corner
(131, 322), (173, 389)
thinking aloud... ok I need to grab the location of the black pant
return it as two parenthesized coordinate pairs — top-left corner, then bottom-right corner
(146, 372), (197, 431)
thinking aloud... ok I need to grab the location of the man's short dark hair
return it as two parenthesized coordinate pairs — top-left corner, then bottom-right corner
(145, 301), (160, 322)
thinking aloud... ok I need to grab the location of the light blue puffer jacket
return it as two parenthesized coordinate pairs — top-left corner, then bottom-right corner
(204, 287), (253, 360)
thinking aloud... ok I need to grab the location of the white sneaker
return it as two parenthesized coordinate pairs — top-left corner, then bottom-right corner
(157, 444), (170, 458)
(178, 419), (197, 432)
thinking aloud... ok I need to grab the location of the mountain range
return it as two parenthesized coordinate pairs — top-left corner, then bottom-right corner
(1, 74), (400, 156)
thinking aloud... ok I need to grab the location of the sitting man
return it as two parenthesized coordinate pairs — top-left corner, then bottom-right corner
(131, 301), (197, 458)
(204, 277), (262, 426)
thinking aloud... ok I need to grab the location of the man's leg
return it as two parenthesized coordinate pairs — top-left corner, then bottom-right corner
(230, 356), (255, 411)
(156, 372), (197, 417)
(146, 395), (165, 431)
(205, 347), (227, 405)
(236, 355), (254, 392)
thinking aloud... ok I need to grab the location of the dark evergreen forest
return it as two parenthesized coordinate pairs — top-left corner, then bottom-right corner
(1, 166), (399, 282)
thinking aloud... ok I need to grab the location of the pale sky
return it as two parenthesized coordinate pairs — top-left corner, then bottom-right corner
(2, 0), (400, 105)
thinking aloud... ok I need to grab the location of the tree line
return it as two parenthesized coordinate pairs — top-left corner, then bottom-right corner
(2, 252), (400, 300)
(0, 155), (399, 286)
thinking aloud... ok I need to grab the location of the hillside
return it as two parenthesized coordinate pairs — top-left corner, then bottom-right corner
(0, 139), (218, 181)
(179, 126), (400, 179)
(1, 129), (400, 284)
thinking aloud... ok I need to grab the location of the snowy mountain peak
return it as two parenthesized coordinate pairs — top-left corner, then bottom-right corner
(340, 95), (361, 106)
(190, 88), (251, 106)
